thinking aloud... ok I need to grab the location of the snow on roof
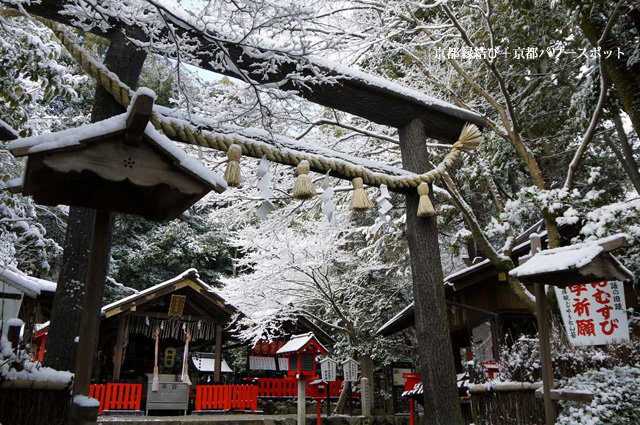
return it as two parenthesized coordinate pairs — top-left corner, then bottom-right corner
(0, 266), (56, 298)
(377, 302), (415, 336)
(101, 268), (207, 313)
(8, 89), (227, 192)
(9, 114), (128, 154)
(144, 123), (227, 191)
(276, 332), (328, 355)
(191, 355), (233, 373)
(510, 234), (631, 279)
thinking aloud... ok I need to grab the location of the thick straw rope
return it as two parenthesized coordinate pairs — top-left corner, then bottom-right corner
(40, 19), (481, 191)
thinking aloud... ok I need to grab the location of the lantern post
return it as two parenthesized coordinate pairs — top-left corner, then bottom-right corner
(277, 333), (328, 425)
(7, 92), (227, 425)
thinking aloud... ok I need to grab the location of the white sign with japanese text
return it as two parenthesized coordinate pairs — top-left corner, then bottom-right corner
(320, 358), (337, 382)
(342, 359), (359, 382)
(555, 281), (629, 346)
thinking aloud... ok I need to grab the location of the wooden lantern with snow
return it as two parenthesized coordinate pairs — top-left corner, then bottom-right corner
(510, 234), (633, 288)
(7, 93), (226, 222)
(276, 332), (328, 379)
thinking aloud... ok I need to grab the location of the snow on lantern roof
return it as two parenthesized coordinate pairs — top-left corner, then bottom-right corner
(276, 332), (328, 355)
(7, 90), (226, 222)
(509, 234), (633, 287)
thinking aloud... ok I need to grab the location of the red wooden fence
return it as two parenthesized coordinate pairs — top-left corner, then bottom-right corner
(89, 384), (106, 414)
(195, 385), (258, 412)
(89, 383), (142, 413)
(251, 378), (348, 398)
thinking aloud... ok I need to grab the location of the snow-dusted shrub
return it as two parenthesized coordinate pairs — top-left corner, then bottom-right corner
(0, 336), (73, 385)
(496, 333), (640, 383)
(556, 366), (640, 425)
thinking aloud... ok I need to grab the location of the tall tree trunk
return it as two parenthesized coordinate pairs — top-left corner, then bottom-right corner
(44, 29), (147, 371)
(399, 119), (463, 425)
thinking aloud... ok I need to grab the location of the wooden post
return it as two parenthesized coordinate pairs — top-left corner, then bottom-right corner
(69, 209), (111, 425)
(113, 315), (126, 381)
(535, 282), (557, 425)
(317, 397), (322, 425)
(326, 385), (330, 417)
(399, 119), (463, 425)
(214, 323), (222, 382)
(297, 377), (306, 425)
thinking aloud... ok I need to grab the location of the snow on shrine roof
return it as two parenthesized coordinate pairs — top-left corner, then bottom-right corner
(0, 266), (56, 298)
(101, 268), (237, 316)
(509, 234), (632, 279)
(276, 332), (328, 355)
(377, 302), (415, 336)
(8, 97), (227, 193)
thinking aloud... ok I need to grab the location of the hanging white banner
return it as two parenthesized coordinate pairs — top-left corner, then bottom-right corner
(554, 281), (629, 346)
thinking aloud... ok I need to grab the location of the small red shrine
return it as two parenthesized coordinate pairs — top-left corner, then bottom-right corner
(276, 332), (328, 378)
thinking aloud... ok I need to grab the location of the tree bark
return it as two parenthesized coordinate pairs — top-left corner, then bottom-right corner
(399, 119), (462, 425)
(44, 29), (147, 371)
(360, 354), (375, 411)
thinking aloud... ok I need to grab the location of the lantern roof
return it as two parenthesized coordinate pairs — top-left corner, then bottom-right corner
(276, 332), (328, 355)
(7, 91), (227, 221)
(509, 234), (633, 287)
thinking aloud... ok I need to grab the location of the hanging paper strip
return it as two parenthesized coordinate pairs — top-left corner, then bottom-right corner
(128, 316), (216, 341)
(256, 155), (275, 220)
(319, 171), (335, 223)
(376, 184), (393, 223)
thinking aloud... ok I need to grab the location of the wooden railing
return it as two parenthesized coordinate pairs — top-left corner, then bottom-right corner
(251, 377), (349, 398)
(89, 383), (142, 413)
(195, 385), (258, 412)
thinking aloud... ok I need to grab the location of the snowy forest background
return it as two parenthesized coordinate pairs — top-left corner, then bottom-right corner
(1, 0), (640, 411)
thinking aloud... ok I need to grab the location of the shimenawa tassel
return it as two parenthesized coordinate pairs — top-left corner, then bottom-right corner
(224, 144), (242, 187)
(417, 182), (436, 217)
(292, 160), (316, 200)
(453, 123), (482, 152)
(350, 177), (374, 211)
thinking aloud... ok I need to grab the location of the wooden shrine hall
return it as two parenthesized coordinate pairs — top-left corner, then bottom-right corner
(97, 268), (238, 384)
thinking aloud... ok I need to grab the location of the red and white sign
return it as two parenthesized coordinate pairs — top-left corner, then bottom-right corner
(555, 281), (629, 346)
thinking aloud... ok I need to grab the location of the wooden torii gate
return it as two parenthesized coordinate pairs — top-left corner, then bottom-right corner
(4, 3), (486, 424)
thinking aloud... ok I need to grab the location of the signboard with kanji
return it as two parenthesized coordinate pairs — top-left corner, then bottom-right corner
(320, 358), (337, 382)
(342, 358), (359, 382)
(555, 281), (629, 346)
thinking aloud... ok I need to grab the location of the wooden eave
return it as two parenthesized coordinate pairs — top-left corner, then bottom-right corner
(102, 277), (238, 321)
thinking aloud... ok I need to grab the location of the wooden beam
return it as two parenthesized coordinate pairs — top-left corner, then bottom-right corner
(535, 282), (557, 425)
(113, 315), (126, 381)
(69, 209), (111, 425)
(10, 1), (485, 142)
(214, 324), (222, 382)
(535, 388), (594, 403)
(129, 311), (212, 322)
(125, 93), (154, 146)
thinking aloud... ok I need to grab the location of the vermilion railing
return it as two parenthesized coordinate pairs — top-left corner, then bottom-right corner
(195, 384), (258, 412)
(89, 383), (142, 413)
(251, 377), (350, 398)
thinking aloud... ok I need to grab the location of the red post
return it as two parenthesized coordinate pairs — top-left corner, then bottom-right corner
(317, 400), (322, 425)
(409, 398), (415, 425)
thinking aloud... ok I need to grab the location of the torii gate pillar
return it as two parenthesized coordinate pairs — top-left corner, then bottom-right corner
(399, 119), (463, 425)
